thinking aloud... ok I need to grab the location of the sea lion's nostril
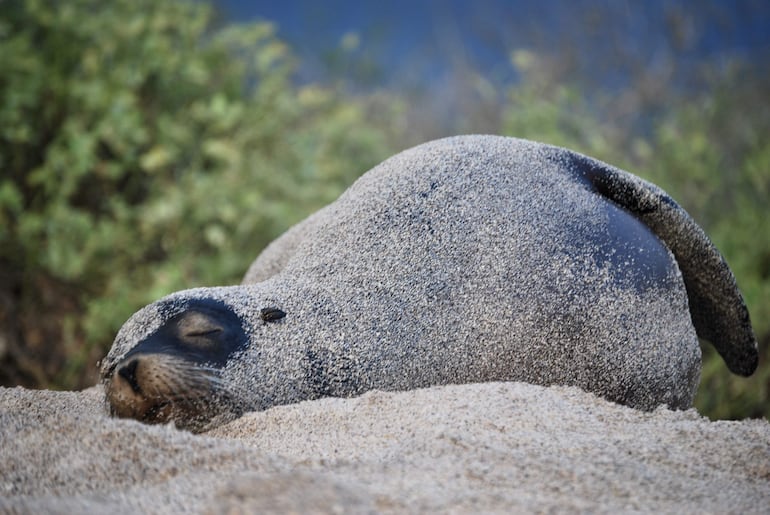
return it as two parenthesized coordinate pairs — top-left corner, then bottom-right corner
(117, 359), (142, 394)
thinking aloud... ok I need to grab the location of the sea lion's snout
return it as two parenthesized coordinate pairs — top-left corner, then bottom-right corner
(102, 299), (251, 431)
(105, 354), (179, 423)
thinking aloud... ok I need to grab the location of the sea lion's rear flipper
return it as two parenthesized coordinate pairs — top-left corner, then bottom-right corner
(573, 153), (758, 376)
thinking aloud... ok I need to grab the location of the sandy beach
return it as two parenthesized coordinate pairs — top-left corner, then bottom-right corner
(2, 381), (768, 513)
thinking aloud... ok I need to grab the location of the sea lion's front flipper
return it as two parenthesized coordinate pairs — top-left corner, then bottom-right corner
(573, 154), (758, 376)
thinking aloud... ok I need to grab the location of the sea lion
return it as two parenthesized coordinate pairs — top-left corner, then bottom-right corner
(101, 135), (758, 432)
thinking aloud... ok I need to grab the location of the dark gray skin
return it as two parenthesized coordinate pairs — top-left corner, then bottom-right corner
(101, 136), (758, 432)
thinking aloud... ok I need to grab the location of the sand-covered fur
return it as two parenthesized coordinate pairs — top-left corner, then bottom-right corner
(102, 136), (754, 431)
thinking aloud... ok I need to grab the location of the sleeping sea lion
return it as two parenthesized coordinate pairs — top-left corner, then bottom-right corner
(101, 136), (758, 432)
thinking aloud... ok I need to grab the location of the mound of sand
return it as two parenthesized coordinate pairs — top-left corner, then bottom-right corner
(2, 382), (768, 513)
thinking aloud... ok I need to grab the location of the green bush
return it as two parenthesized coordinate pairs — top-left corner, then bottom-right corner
(0, 0), (393, 387)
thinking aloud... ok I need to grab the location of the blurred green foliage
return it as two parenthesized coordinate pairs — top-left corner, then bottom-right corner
(0, 0), (394, 387)
(0, 0), (766, 419)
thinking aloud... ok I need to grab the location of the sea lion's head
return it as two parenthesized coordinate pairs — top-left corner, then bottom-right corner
(101, 297), (283, 432)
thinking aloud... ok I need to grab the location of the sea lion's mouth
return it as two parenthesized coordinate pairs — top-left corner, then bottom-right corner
(142, 400), (173, 423)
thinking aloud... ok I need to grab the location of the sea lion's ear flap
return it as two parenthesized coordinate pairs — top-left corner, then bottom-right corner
(260, 307), (286, 323)
(575, 154), (758, 376)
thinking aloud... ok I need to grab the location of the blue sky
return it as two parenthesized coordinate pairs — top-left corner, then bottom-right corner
(213, 0), (770, 90)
